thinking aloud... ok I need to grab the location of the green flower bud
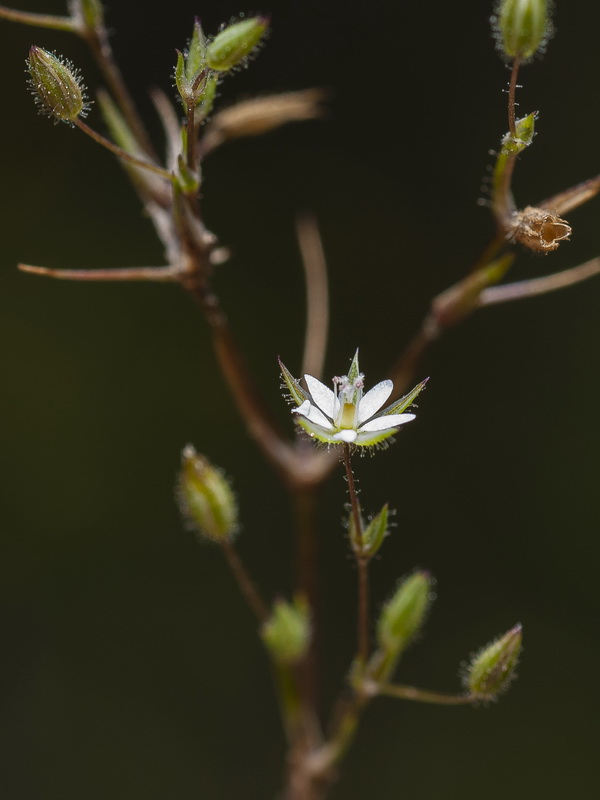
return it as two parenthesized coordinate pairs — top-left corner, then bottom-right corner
(377, 572), (433, 657)
(465, 624), (522, 700)
(261, 596), (311, 664)
(493, 0), (553, 61)
(175, 20), (213, 109)
(207, 16), (269, 72)
(186, 18), (207, 81)
(27, 46), (88, 124)
(177, 445), (238, 543)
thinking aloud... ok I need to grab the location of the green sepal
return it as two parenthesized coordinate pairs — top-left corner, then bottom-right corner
(186, 19), (207, 80)
(278, 357), (310, 407)
(174, 49), (188, 102)
(362, 504), (389, 558)
(207, 17), (269, 72)
(501, 111), (537, 155)
(195, 73), (218, 120)
(381, 378), (428, 416)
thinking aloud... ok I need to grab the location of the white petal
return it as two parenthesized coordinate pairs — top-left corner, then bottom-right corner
(333, 429), (357, 443)
(359, 413), (415, 433)
(304, 375), (337, 419)
(293, 400), (334, 430)
(357, 380), (393, 423)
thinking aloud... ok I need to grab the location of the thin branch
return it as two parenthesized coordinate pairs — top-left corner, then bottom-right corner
(83, 24), (157, 159)
(343, 444), (369, 666)
(220, 540), (270, 623)
(479, 257), (600, 306)
(507, 58), (521, 138)
(297, 213), (329, 380)
(19, 264), (176, 282)
(0, 5), (75, 31)
(376, 683), (474, 706)
(74, 118), (172, 180)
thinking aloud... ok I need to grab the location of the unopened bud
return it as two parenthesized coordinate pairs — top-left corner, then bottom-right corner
(493, 0), (553, 61)
(207, 16), (269, 72)
(261, 596), (310, 664)
(27, 46), (88, 124)
(177, 445), (238, 543)
(465, 624), (522, 700)
(376, 571), (433, 659)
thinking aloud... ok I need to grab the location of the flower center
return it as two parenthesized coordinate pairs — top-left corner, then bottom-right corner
(333, 374), (364, 430)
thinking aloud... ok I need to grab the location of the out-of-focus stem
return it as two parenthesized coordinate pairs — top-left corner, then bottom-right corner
(479, 256), (600, 306)
(19, 264), (175, 281)
(375, 683), (474, 705)
(297, 214), (329, 381)
(0, 5), (75, 30)
(220, 539), (269, 622)
(83, 24), (157, 159)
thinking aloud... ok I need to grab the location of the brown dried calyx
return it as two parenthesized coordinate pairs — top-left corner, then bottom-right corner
(507, 206), (572, 253)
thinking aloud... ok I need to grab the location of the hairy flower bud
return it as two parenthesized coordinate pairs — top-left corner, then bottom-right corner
(261, 596), (311, 664)
(207, 17), (269, 72)
(377, 572), (432, 656)
(465, 624), (522, 700)
(177, 445), (238, 543)
(27, 46), (87, 124)
(493, 0), (553, 61)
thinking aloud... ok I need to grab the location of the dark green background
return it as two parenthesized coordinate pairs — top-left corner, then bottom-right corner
(1, 1), (599, 798)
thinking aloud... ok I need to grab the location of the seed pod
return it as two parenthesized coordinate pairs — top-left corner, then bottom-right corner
(493, 0), (553, 61)
(207, 17), (269, 72)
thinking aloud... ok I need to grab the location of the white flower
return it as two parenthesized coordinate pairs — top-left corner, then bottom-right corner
(279, 350), (427, 448)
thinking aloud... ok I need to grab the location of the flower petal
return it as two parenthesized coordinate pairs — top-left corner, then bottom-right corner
(332, 429), (357, 443)
(293, 400), (334, 430)
(359, 413), (415, 433)
(304, 375), (337, 420)
(357, 380), (393, 423)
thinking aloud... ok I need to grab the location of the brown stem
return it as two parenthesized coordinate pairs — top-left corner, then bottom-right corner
(342, 444), (369, 665)
(220, 539), (269, 623)
(74, 118), (172, 180)
(508, 58), (521, 138)
(539, 174), (600, 216)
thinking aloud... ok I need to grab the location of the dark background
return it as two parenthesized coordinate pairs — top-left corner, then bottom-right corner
(1, 1), (599, 798)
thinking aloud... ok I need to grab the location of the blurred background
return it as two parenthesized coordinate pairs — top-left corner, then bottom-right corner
(1, 1), (599, 797)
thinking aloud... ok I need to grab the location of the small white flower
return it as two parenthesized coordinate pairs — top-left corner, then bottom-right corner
(279, 350), (427, 448)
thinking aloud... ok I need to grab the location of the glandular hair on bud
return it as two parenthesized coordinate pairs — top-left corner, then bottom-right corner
(177, 445), (238, 544)
(27, 46), (88, 124)
(206, 16), (269, 72)
(261, 596), (311, 664)
(465, 624), (522, 700)
(492, 0), (553, 62)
